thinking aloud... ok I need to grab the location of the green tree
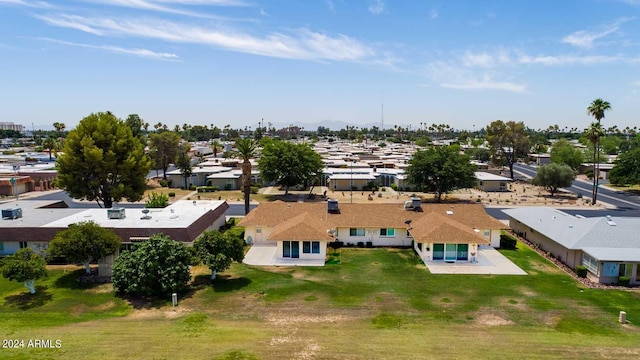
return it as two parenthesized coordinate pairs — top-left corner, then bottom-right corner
(125, 114), (146, 143)
(150, 131), (180, 180)
(586, 99), (611, 205)
(56, 112), (151, 208)
(599, 136), (622, 155)
(406, 145), (476, 202)
(1, 248), (47, 294)
(550, 138), (583, 170)
(52, 121), (66, 138)
(259, 140), (324, 196)
(234, 138), (257, 215)
(112, 234), (192, 298)
(193, 230), (244, 280)
(176, 143), (193, 189)
(211, 140), (222, 158)
(42, 136), (58, 161)
(609, 147), (640, 186)
(531, 163), (576, 197)
(585, 122), (606, 205)
(48, 221), (121, 274)
(145, 192), (169, 208)
(485, 120), (530, 179)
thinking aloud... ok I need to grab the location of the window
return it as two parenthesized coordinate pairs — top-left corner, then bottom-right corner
(349, 228), (365, 236)
(19, 241), (27, 249)
(417, 243), (423, 251)
(303, 241), (311, 254)
(312, 241), (320, 254)
(619, 264), (628, 277)
(0, 242), (3, 252)
(380, 228), (395, 237)
(283, 241), (291, 258)
(484, 230), (490, 237)
(582, 253), (598, 274)
(256, 228), (262, 233)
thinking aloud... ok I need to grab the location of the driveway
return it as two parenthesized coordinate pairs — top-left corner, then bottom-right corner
(425, 245), (527, 275)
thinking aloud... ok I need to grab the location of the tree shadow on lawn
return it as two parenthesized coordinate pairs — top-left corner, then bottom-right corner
(192, 274), (252, 293)
(54, 268), (105, 290)
(4, 286), (53, 310)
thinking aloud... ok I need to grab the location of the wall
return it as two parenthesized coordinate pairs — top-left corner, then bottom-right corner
(275, 240), (327, 260)
(335, 227), (413, 247)
(509, 218), (581, 268)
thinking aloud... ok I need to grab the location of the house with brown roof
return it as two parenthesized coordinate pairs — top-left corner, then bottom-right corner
(238, 200), (506, 266)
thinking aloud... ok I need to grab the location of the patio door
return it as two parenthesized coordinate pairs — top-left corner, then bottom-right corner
(433, 244), (444, 260)
(445, 244), (457, 262)
(291, 241), (300, 258)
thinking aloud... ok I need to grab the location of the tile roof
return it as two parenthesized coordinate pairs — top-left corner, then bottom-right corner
(239, 202), (505, 243)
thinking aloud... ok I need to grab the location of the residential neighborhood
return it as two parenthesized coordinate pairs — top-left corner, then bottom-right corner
(3, 1), (640, 358)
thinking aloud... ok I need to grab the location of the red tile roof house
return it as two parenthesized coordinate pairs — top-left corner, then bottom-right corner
(238, 200), (506, 266)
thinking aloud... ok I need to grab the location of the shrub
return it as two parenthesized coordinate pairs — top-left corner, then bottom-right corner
(366, 241), (373, 248)
(224, 184), (232, 190)
(618, 276), (630, 286)
(499, 234), (517, 249)
(189, 184), (196, 191)
(159, 180), (169, 187)
(575, 265), (588, 278)
(357, 242), (365, 248)
(585, 168), (594, 179)
(197, 186), (219, 193)
(145, 192), (169, 208)
(168, 192), (175, 198)
(250, 186), (259, 194)
(390, 183), (398, 191)
(328, 241), (344, 249)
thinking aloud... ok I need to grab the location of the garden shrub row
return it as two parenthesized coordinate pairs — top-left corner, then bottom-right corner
(500, 234), (518, 249)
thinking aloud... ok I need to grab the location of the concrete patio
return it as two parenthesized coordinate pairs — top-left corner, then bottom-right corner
(425, 245), (527, 275)
(243, 243), (326, 267)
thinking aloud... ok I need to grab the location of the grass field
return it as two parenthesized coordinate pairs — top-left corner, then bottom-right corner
(2, 243), (639, 359)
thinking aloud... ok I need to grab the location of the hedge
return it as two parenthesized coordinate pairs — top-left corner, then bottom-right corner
(499, 234), (518, 249)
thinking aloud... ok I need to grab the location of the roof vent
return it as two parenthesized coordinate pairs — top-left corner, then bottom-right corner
(107, 208), (125, 219)
(2, 207), (22, 220)
(141, 209), (152, 220)
(328, 199), (339, 213)
(404, 197), (422, 211)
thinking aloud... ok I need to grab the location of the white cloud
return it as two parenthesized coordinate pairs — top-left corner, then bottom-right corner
(426, 60), (526, 93)
(562, 17), (634, 48)
(368, 0), (384, 15)
(37, 37), (179, 60)
(0, 0), (51, 7)
(327, 0), (335, 12)
(35, 14), (378, 62)
(428, 8), (438, 20)
(518, 54), (619, 66)
(82, 0), (250, 19)
(441, 78), (526, 93)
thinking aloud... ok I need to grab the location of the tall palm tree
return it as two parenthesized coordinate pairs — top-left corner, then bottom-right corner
(585, 122), (605, 205)
(587, 99), (612, 205)
(235, 138), (257, 215)
(211, 140), (222, 159)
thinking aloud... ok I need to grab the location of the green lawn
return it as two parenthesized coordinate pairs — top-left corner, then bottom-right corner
(1, 244), (639, 359)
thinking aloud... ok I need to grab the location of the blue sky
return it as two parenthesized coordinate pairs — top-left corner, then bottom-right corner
(1, 0), (639, 131)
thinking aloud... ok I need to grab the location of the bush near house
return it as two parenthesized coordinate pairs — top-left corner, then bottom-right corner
(500, 234), (518, 249)
(618, 276), (630, 286)
(576, 265), (588, 278)
(197, 186), (220, 193)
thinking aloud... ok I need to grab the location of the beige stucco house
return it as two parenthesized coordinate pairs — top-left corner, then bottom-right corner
(238, 201), (506, 266)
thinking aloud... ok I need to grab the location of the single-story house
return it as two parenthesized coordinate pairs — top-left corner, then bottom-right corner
(238, 201), (506, 266)
(0, 199), (229, 257)
(503, 206), (640, 285)
(475, 172), (512, 192)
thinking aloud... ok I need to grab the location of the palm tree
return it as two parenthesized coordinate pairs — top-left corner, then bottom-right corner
(52, 122), (66, 138)
(235, 138), (257, 215)
(211, 140), (222, 158)
(586, 99), (612, 205)
(585, 122), (605, 205)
